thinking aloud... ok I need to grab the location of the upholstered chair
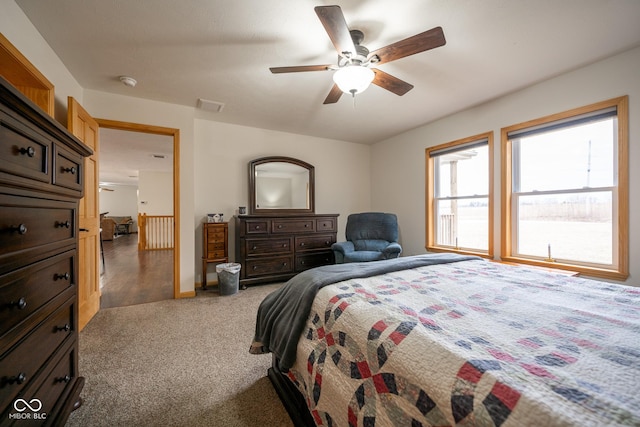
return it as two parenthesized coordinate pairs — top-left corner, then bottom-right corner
(332, 212), (402, 263)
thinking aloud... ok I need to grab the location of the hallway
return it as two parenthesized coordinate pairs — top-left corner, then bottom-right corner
(100, 233), (174, 309)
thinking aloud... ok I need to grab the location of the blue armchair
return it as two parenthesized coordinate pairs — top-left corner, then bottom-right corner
(332, 212), (402, 263)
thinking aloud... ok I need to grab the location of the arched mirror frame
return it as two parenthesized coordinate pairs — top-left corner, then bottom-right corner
(249, 156), (315, 215)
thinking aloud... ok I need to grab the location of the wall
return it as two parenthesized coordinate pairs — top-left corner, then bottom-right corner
(194, 119), (371, 284)
(99, 185), (139, 229)
(138, 171), (173, 215)
(371, 46), (640, 286)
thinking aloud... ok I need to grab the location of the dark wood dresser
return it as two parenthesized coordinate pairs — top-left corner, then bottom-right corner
(235, 214), (338, 287)
(0, 77), (91, 425)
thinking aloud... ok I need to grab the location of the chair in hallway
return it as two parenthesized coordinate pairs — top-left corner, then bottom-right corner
(331, 212), (402, 263)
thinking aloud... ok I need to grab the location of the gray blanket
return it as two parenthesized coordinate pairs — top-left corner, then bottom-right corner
(250, 253), (480, 371)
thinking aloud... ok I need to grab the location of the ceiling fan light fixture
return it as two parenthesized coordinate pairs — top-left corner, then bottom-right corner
(333, 65), (375, 96)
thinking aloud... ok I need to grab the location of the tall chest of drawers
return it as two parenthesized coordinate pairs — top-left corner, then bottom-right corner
(235, 214), (338, 287)
(0, 77), (91, 424)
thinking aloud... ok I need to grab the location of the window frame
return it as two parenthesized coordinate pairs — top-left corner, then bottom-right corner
(426, 131), (494, 258)
(501, 96), (628, 280)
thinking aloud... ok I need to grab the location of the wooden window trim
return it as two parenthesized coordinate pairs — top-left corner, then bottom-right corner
(425, 131), (494, 258)
(500, 96), (629, 280)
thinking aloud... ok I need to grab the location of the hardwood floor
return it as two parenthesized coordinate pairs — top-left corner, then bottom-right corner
(100, 233), (174, 309)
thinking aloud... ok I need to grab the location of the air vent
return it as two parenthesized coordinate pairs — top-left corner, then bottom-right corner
(152, 154), (165, 159)
(197, 98), (225, 113)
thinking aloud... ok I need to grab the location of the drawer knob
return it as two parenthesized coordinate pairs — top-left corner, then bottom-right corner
(277, 225), (282, 229)
(325, 241), (330, 245)
(282, 244), (287, 248)
(56, 220), (71, 228)
(305, 224), (309, 227)
(11, 224), (28, 235)
(55, 272), (70, 281)
(12, 297), (27, 310)
(255, 225), (260, 230)
(62, 166), (77, 174)
(56, 375), (72, 383)
(19, 146), (36, 157)
(252, 246), (257, 250)
(282, 262), (287, 266)
(56, 324), (71, 332)
(8, 373), (27, 385)
(300, 242), (305, 247)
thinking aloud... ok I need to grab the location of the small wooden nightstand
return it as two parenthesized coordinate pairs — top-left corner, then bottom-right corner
(202, 222), (229, 289)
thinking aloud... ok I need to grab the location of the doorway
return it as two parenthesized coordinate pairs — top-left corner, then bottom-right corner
(96, 119), (180, 308)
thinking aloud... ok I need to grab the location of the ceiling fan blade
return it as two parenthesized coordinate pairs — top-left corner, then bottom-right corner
(314, 5), (356, 57)
(369, 26), (446, 65)
(323, 84), (343, 104)
(270, 65), (332, 73)
(372, 69), (414, 96)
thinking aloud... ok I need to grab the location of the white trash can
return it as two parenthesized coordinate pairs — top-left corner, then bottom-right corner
(216, 263), (241, 295)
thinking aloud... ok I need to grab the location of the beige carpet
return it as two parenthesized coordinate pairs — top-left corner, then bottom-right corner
(67, 284), (294, 427)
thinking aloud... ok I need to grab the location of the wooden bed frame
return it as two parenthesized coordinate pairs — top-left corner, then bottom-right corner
(268, 355), (315, 427)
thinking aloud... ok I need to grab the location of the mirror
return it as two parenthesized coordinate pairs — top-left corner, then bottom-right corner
(249, 156), (315, 215)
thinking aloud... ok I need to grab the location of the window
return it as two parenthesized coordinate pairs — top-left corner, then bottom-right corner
(426, 132), (493, 257)
(501, 96), (628, 280)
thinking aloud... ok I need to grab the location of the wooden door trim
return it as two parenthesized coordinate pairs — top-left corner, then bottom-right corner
(95, 119), (181, 299)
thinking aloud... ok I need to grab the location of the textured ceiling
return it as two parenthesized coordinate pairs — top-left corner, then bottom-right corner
(14, 0), (640, 183)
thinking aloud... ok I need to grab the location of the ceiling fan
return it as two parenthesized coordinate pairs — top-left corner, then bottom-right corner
(270, 5), (446, 104)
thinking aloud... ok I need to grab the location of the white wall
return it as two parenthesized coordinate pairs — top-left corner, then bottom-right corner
(194, 120), (371, 283)
(138, 171), (173, 215)
(99, 185), (139, 229)
(371, 46), (640, 286)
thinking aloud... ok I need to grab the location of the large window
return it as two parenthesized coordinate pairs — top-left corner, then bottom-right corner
(426, 132), (493, 257)
(501, 96), (628, 279)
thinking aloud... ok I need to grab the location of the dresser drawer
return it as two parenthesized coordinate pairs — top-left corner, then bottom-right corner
(272, 219), (314, 234)
(53, 144), (83, 193)
(0, 300), (74, 411)
(0, 196), (75, 260)
(243, 219), (270, 235)
(295, 234), (336, 252)
(316, 217), (337, 232)
(245, 256), (293, 277)
(245, 237), (292, 256)
(296, 251), (335, 271)
(0, 110), (51, 186)
(11, 340), (78, 424)
(0, 251), (75, 339)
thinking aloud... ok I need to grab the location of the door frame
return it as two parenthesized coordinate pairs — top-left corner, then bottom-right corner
(95, 118), (181, 299)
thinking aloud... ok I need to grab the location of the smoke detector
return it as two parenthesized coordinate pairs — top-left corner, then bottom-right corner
(119, 76), (137, 88)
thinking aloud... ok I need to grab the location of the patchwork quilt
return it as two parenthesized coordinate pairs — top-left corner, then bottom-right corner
(284, 259), (640, 426)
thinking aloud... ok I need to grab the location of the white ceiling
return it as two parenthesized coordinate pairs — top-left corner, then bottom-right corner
(99, 128), (173, 187)
(14, 0), (640, 183)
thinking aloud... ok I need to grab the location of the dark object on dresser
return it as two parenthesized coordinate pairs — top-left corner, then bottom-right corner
(0, 76), (91, 425)
(235, 214), (338, 287)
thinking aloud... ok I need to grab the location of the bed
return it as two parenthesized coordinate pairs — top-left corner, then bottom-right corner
(250, 254), (640, 426)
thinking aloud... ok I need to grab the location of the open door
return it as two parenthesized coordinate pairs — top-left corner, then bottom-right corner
(68, 97), (100, 330)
